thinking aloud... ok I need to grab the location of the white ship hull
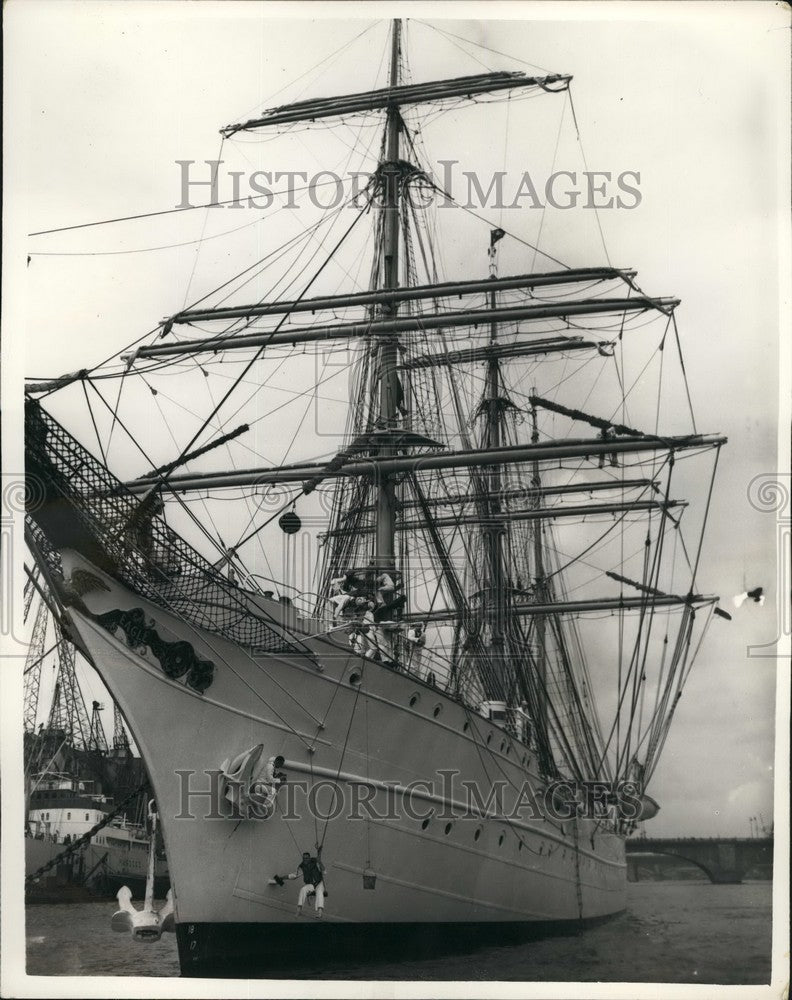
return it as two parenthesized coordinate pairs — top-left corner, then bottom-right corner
(25, 837), (170, 900)
(59, 549), (625, 974)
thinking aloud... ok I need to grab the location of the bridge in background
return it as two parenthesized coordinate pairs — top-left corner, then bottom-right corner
(626, 837), (773, 884)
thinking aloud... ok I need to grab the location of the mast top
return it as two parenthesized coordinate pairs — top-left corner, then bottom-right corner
(390, 17), (401, 89)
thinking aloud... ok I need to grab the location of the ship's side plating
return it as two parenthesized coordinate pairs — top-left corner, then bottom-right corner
(59, 548), (625, 970)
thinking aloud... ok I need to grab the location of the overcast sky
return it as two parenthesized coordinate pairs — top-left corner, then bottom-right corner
(4, 1), (789, 838)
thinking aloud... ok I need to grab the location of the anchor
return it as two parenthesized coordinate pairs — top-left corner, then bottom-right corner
(220, 743), (265, 814)
(220, 744), (283, 818)
(111, 800), (175, 942)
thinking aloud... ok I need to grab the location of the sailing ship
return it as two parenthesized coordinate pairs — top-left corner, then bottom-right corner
(24, 19), (728, 976)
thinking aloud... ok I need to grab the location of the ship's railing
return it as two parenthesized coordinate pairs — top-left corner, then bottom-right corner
(290, 590), (330, 622)
(306, 609), (458, 693)
(25, 401), (305, 657)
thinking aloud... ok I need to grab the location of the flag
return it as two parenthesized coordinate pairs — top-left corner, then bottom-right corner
(490, 227), (506, 246)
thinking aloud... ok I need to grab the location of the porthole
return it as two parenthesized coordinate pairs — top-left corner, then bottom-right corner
(522, 755), (528, 766)
(498, 834), (505, 847)
(348, 672), (361, 686)
(462, 721), (470, 732)
(500, 740), (506, 753)
(432, 704), (442, 718)
(421, 817), (431, 830)
(444, 822), (453, 835)
(486, 733), (492, 745)
(505, 744), (511, 755)
(409, 693), (420, 708)
(518, 840), (524, 851)
(474, 827), (481, 841)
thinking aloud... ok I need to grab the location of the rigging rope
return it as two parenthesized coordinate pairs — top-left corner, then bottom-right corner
(132, 202), (370, 504)
(567, 86), (612, 268)
(414, 20), (554, 75)
(317, 661), (367, 853)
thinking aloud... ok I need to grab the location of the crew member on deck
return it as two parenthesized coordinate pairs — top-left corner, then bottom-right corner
(375, 592), (406, 621)
(405, 621), (426, 674)
(360, 605), (378, 659)
(349, 627), (364, 656)
(328, 590), (354, 621)
(264, 755), (286, 790)
(375, 571), (396, 605)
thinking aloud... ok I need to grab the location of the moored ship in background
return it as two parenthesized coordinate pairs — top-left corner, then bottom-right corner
(25, 769), (170, 902)
(22, 617), (170, 902)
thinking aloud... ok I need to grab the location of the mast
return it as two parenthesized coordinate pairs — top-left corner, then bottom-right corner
(375, 18), (402, 573)
(530, 393), (548, 749)
(481, 231), (508, 689)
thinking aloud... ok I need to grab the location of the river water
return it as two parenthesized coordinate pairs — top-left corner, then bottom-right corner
(24, 881), (772, 984)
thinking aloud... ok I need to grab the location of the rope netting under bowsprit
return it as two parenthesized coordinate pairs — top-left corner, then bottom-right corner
(25, 400), (302, 655)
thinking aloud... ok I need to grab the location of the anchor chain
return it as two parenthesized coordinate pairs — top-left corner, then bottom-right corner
(572, 815), (584, 920)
